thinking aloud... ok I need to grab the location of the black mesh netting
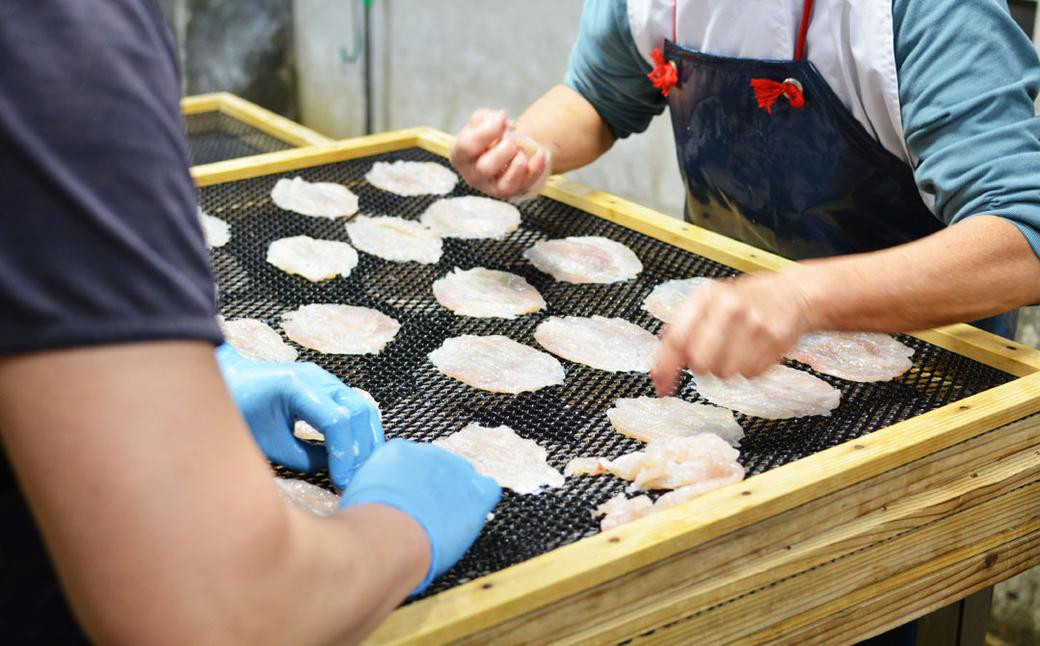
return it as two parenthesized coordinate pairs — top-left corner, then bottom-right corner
(186, 110), (293, 166)
(200, 147), (1014, 598)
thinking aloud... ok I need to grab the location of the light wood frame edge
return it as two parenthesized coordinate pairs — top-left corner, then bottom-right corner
(181, 92), (334, 148)
(189, 127), (1040, 644)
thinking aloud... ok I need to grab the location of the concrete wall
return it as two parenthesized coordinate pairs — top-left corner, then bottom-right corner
(293, 0), (685, 218)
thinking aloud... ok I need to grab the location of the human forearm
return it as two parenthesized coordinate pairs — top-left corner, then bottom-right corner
(515, 84), (614, 173)
(795, 215), (1040, 332)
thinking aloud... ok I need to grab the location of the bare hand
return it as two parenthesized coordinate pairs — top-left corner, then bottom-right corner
(450, 109), (550, 199)
(651, 272), (816, 394)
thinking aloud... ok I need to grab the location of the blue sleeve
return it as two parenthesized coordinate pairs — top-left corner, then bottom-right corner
(564, 0), (667, 139)
(893, 0), (1040, 256)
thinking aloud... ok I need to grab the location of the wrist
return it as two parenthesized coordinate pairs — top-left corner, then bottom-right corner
(342, 499), (435, 594)
(785, 264), (833, 332)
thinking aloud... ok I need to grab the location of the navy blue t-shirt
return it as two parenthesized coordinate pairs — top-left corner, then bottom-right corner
(0, 2), (222, 639)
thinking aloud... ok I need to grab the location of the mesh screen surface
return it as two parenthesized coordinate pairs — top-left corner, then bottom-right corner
(186, 110), (293, 166)
(201, 147), (1014, 598)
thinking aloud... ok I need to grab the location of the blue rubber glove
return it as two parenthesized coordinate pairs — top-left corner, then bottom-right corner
(216, 344), (383, 489)
(340, 438), (502, 593)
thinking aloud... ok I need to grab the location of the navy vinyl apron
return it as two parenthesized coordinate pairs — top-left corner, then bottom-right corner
(656, 8), (1017, 339)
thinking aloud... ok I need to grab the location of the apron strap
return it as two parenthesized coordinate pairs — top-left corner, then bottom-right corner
(795, 0), (815, 61)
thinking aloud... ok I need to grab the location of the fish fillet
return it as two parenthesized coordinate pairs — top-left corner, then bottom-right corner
(365, 160), (458, 196)
(219, 317), (298, 363)
(282, 304), (400, 355)
(433, 423), (564, 495)
(641, 277), (713, 323)
(275, 478), (340, 516)
(534, 316), (660, 373)
(428, 335), (565, 394)
(345, 215), (443, 264)
(607, 396), (744, 446)
(199, 208), (230, 248)
(432, 267), (545, 318)
(523, 236), (642, 284)
(266, 235), (359, 282)
(420, 196), (521, 239)
(595, 493), (652, 531)
(270, 176), (359, 218)
(693, 364), (841, 419)
(294, 388), (381, 442)
(784, 331), (915, 382)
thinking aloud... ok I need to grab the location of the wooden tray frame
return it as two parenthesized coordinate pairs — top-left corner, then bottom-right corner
(193, 128), (1040, 645)
(181, 92), (332, 167)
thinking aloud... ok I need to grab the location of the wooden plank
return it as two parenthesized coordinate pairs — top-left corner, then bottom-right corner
(180, 92), (224, 115)
(216, 92), (333, 147)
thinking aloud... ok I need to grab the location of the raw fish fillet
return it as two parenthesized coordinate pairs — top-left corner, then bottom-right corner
(365, 160), (458, 196)
(433, 423), (564, 495)
(595, 493), (652, 531)
(607, 396), (743, 447)
(420, 196), (521, 239)
(784, 331), (914, 382)
(523, 236), (642, 284)
(641, 277), (712, 323)
(282, 304), (400, 355)
(433, 267), (545, 318)
(219, 317), (298, 363)
(345, 215), (443, 264)
(428, 335), (565, 394)
(270, 176), (359, 218)
(693, 364), (841, 419)
(275, 478), (340, 516)
(294, 388), (381, 442)
(567, 434), (743, 491)
(534, 316), (660, 372)
(266, 235), (359, 282)
(198, 208), (230, 248)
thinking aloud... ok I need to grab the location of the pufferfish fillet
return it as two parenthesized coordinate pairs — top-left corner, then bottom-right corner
(692, 364), (841, 419)
(345, 215), (443, 264)
(567, 434), (744, 492)
(365, 160), (458, 196)
(432, 267), (545, 318)
(198, 208), (230, 248)
(534, 316), (660, 373)
(433, 423), (564, 495)
(641, 277), (713, 324)
(420, 196), (521, 239)
(523, 236), (642, 284)
(219, 317), (298, 363)
(281, 304), (400, 355)
(266, 235), (359, 282)
(784, 331), (915, 382)
(270, 176), (359, 218)
(428, 335), (565, 394)
(607, 396), (744, 447)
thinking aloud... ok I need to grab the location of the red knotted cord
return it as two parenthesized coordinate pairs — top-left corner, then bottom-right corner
(648, 47), (678, 97)
(749, 78), (805, 114)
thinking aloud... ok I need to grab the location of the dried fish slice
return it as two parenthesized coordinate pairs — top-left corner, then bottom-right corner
(432, 267), (545, 318)
(433, 423), (564, 495)
(523, 236), (642, 284)
(219, 317), (298, 363)
(534, 316), (659, 373)
(198, 208), (230, 248)
(266, 235), (359, 282)
(270, 176), (359, 218)
(595, 493), (652, 531)
(428, 334), (565, 394)
(282, 304), (400, 355)
(784, 331), (915, 382)
(420, 196), (521, 239)
(365, 160), (458, 196)
(641, 277), (713, 323)
(607, 396), (744, 447)
(345, 215), (443, 264)
(692, 364), (841, 419)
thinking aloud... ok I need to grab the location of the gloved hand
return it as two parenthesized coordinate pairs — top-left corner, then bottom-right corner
(216, 344), (383, 489)
(340, 438), (502, 593)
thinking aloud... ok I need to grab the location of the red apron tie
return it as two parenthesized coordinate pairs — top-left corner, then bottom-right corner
(648, 48), (678, 97)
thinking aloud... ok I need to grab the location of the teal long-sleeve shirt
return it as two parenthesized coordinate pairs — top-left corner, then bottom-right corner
(564, 0), (1040, 255)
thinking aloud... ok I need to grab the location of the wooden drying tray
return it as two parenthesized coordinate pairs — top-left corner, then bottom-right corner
(181, 92), (332, 164)
(193, 127), (1040, 645)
